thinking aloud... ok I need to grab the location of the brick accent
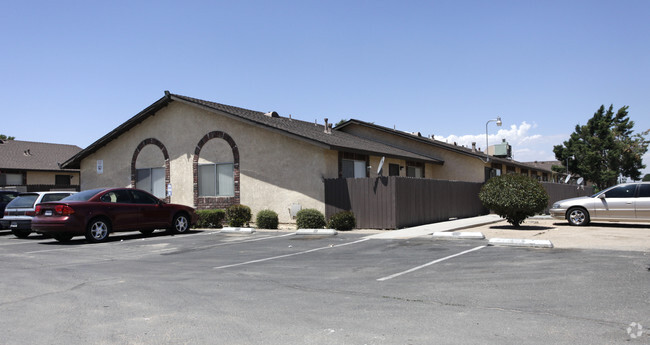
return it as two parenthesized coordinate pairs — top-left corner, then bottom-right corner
(130, 138), (171, 203)
(193, 131), (240, 210)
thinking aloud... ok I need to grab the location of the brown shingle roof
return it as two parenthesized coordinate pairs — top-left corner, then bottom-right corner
(0, 140), (81, 172)
(63, 92), (443, 168)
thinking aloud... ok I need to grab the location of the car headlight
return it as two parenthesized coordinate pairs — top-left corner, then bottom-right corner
(552, 203), (560, 209)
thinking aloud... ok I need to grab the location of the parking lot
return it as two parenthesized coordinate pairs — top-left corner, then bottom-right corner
(1, 224), (649, 345)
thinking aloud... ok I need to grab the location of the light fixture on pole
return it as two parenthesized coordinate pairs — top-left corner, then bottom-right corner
(485, 116), (502, 162)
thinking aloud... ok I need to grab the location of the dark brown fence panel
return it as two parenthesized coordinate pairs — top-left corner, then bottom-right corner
(541, 182), (594, 213)
(325, 177), (487, 229)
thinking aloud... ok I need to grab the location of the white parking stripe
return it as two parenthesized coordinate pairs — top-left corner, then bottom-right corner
(377, 245), (487, 282)
(214, 238), (369, 269)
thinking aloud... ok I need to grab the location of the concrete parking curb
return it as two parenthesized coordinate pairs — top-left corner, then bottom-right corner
(295, 229), (338, 236)
(432, 232), (485, 240)
(488, 238), (554, 248)
(220, 227), (256, 234)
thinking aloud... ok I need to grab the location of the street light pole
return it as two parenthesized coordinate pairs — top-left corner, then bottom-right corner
(485, 116), (502, 162)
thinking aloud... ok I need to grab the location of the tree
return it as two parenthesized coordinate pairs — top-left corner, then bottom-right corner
(478, 174), (549, 227)
(553, 105), (649, 190)
(0, 134), (15, 140)
(643, 174), (650, 182)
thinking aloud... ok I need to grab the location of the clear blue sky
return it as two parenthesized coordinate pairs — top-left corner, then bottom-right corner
(2, 0), (649, 176)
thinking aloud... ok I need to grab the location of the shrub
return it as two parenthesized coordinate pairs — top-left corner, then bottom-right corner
(225, 204), (252, 227)
(296, 209), (326, 229)
(479, 174), (549, 227)
(328, 211), (356, 230)
(195, 209), (226, 228)
(256, 209), (279, 229)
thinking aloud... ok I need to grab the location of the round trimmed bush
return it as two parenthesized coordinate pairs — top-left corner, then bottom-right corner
(479, 174), (549, 227)
(328, 211), (356, 231)
(225, 204), (252, 227)
(296, 209), (326, 229)
(256, 209), (279, 229)
(195, 209), (226, 228)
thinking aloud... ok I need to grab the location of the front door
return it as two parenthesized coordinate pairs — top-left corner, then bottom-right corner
(594, 184), (637, 219)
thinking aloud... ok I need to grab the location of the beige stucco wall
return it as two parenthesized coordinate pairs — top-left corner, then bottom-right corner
(26, 171), (80, 185)
(79, 102), (339, 223)
(341, 125), (487, 182)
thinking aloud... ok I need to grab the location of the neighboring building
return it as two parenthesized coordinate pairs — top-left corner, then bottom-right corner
(335, 119), (557, 183)
(62, 92), (441, 223)
(0, 139), (81, 192)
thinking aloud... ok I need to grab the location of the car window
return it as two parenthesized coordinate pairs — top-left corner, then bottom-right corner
(63, 188), (105, 201)
(6, 194), (39, 208)
(130, 190), (159, 205)
(604, 185), (637, 198)
(638, 184), (650, 198)
(100, 190), (132, 203)
(41, 193), (73, 203)
(1, 193), (17, 202)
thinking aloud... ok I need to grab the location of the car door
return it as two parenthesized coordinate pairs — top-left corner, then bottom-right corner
(635, 184), (650, 220)
(593, 184), (637, 220)
(99, 190), (140, 231)
(129, 189), (169, 230)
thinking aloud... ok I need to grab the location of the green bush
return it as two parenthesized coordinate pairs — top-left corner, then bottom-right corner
(195, 209), (226, 228)
(328, 211), (356, 230)
(225, 204), (252, 227)
(296, 209), (326, 229)
(256, 209), (279, 229)
(479, 174), (549, 227)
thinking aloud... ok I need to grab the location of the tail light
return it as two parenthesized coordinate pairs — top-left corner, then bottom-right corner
(55, 205), (75, 216)
(25, 211), (36, 216)
(35, 205), (41, 214)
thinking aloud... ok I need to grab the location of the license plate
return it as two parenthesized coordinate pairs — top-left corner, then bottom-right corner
(45, 210), (53, 216)
(10, 222), (17, 228)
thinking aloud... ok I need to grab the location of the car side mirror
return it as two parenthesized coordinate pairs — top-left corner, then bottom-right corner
(598, 194), (606, 199)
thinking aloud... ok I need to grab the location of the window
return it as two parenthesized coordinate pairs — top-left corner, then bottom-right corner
(136, 168), (165, 199)
(41, 193), (72, 202)
(604, 185), (637, 198)
(198, 163), (234, 197)
(406, 161), (424, 178)
(0, 173), (23, 186)
(100, 190), (132, 203)
(388, 164), (400, 176)
(342, 159), (366, 178)
(55, 175), (71, 186)
(638, 184), (650, 198)
(130, 189), (159, 204)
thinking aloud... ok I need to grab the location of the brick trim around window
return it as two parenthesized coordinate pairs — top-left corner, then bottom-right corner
(130, 138), (171, 203)
(193, 131), (240, 210)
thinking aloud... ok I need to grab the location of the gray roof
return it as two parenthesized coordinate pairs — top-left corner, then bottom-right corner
(336, 119), (555, 174)
(0, 140), (81, 172)
(62, 92), (442, 168)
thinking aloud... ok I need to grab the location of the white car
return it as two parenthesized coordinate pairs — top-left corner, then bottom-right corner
(1, 191), (76, 238)
(550, 182), (650, 226)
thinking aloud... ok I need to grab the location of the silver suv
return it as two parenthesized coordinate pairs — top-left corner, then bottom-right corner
(1, 191), (76, 238)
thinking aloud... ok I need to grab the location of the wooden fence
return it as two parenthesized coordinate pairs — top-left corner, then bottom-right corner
(324, 177), (487, 229)
(325, 177), (595, 229)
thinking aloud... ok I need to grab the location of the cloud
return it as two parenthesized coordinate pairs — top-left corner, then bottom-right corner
(437, 122), (569, 162)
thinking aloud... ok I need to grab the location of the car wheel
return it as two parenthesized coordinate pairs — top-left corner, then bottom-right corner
(567, 207), (590, 226)
(11, 229), (31, 239)
(53, 234), (74, 242)
(171, 213), (189, 234)
(86, 218), (111, 243)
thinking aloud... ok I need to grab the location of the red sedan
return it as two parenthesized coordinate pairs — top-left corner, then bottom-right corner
(32, 188), (198, 243)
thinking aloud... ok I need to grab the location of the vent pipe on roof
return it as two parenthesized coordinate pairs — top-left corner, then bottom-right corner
(324, 118), (332, 134)
(472, 142), (476, 152)
(264, 111), (279, 118)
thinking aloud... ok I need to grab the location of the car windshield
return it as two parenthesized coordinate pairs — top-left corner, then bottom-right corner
(61, 188), (106, 201)
(6, 194), (39, 208)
